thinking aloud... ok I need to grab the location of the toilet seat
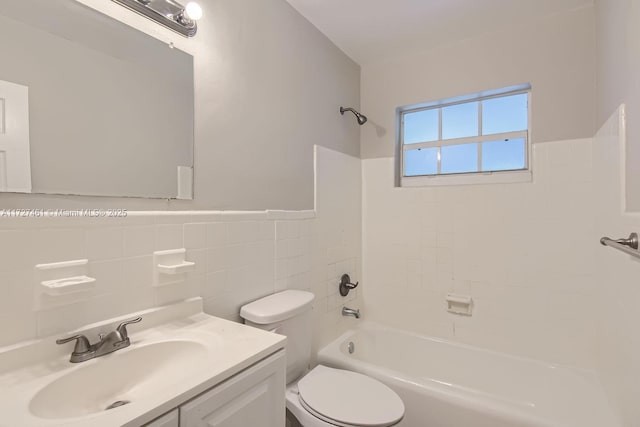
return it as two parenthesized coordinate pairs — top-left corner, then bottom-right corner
(294, 365), (404, 427)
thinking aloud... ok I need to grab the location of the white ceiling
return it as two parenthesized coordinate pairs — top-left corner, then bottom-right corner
(285, 0), (594, 65)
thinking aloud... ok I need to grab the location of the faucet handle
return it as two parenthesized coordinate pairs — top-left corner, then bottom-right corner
(339, 274), (359, 297)
(116, 317), (142, 340)
(56, 334), (91, 354)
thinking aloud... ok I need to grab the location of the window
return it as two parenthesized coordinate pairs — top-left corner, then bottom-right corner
(398, 86), (531, 186)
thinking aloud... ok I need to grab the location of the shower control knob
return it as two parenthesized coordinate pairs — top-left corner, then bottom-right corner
(339, 274), (359, 297)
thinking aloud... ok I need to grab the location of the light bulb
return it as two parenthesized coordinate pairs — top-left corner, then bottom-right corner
(184, 2), (203, 21)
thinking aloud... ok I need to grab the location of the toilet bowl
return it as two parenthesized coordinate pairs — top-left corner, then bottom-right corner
(286, 366), (404, 427)
(240, 290), (405, 427)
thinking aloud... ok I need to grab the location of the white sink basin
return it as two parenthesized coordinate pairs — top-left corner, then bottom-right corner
(29, 340), (207, 419)
(0, 298), (286, 427)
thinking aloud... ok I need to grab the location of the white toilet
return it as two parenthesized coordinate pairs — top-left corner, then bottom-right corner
(240, 290), (405, 427)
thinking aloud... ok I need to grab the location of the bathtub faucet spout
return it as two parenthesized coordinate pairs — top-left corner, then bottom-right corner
(342, 307), (361, 319)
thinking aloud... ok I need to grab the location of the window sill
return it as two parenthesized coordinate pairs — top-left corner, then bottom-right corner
(401, 170), (532, 187)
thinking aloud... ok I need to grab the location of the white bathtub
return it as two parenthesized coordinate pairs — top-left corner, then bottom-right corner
(317, 324), (619, 427)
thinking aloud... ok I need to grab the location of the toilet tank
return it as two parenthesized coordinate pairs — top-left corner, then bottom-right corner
(240, 290), (315, 384)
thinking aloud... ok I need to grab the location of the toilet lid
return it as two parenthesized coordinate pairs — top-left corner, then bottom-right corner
(297, 366), (405, 427)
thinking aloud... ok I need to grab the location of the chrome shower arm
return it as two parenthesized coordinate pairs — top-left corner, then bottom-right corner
(340, 106), (368, 125)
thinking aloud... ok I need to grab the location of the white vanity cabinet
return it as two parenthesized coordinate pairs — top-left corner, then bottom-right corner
(145, 409), (179, 427)
(145, 351), (286, 427)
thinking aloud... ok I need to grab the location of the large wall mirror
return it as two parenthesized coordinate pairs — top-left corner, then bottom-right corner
(0, 0), (194, 199)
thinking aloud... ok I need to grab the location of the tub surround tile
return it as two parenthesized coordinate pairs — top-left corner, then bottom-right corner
(362, 138), (597, 370)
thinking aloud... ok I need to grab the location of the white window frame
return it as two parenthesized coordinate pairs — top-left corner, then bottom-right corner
(396, 84), (532, 187)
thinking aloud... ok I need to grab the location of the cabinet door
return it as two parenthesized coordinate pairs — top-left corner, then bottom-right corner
(145, 409), (179, 427)
(180, 351), (286, 427)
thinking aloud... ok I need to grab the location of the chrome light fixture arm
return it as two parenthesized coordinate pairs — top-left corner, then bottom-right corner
(112, 0), (202, 38)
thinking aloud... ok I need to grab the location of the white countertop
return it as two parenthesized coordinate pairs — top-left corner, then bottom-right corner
(0, 298), (286, 427)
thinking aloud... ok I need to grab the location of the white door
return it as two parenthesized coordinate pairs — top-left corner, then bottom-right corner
(180, 351), (286, 427)
(0, 80), (31, 192)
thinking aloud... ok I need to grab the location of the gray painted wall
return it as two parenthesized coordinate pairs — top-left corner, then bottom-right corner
(0, 0), (361, 210)
(360, 6), (596, 159)
(596, 0), (640, 212)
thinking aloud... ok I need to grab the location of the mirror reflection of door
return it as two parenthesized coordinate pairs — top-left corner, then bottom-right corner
(0, 79), (31, 193)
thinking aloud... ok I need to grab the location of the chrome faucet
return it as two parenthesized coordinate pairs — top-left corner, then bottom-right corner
(342, 307), (361, 319)
(56, 317), (142, 363)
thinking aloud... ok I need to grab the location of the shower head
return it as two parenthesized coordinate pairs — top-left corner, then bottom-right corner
(340, 107), (368, 126)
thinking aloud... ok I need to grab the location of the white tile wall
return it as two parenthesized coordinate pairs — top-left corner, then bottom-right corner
(0, 147), (363, 360)
(0, 122), (633, 423)
(362, 138), (597, 369)
(593, 105), (640, 426)
(123, 226), (155, 257)
(0, 128), (634, 423)
(0, 215), (271, 345)
(269, 147), (363, 360)
(275, 219), (314, 293)
(312, 146), (363, 358)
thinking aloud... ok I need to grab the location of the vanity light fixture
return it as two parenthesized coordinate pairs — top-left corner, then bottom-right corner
(112, 0), (203, 37)
(184, 2), (203, 21)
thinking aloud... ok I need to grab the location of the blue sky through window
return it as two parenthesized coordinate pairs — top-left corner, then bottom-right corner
(482, 138), (526, 171)
(405, 147), (438, 176)
(401, 91), (529, 178)
(441, 143), (478, 174)
(442, 102), (478, 139)
(482, 94), (528, 135)
(404, 109), (439, 144)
